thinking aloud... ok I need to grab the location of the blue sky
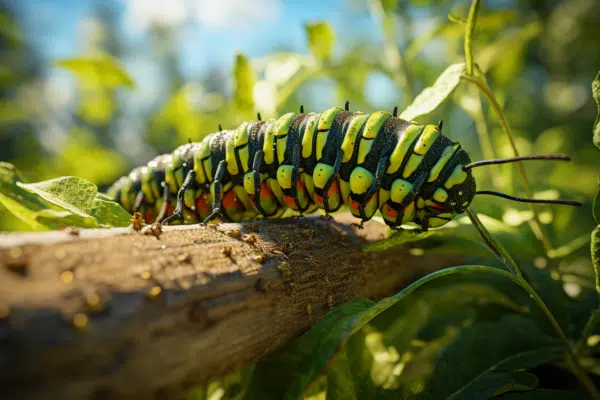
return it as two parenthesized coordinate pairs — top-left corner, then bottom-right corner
(12, 0), (409, 115)
(14, 0), (381, 79)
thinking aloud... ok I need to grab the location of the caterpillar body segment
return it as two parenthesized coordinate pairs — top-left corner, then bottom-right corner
(108, 105), (482, 231)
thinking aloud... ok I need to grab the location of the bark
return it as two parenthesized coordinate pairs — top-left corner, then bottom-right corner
(0, 214), (459, 399)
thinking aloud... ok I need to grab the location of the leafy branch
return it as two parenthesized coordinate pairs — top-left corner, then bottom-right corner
(467, 209), (600, 399)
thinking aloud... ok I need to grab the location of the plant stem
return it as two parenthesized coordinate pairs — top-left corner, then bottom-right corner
(461, 73), (552, 254)
(462, 86), (502, 189)
(516, 276), (600, 399)
(466, 208), (521, 276)
(466, 208), (599, 399)
(464, 0), (481, 75)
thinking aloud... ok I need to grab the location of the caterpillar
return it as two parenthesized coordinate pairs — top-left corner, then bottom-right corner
(107, 102), (580, 231)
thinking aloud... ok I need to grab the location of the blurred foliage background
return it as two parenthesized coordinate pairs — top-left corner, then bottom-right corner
(0, 0), (598, 250)
(1, 0), (599, 252)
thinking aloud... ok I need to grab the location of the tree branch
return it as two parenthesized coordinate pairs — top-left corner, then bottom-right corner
(0, 214), (460, 399)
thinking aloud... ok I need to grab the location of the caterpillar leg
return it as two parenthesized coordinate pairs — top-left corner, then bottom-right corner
(133, 191), (145, 212)
(357, 157), (387, 222)
(162, 170), (196, 225)
(290, 143), (304, 212)
(420, 217), (429, 233)
(251, 150), (270, 216)
(203, 160), (226, 224)
(321, 150), (342, 215)
(155, 185), (171, 223)
(381, 171), (428, 229)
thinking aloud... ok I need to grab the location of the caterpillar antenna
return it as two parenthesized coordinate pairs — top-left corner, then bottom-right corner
(392, 106), (398, 117)
(345, 101), (350, 111)
(476, 190), (581, 206)
(464, 154), (571, 170)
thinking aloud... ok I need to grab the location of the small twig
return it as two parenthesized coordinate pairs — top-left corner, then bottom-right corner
(466, 208), (520, 276)
(462, 73), (553, 255)
(464, 0), (481, 75)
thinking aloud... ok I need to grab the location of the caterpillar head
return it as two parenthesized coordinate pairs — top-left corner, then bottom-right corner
(411, 148), (580, 230)
(408, 145), (476, 229)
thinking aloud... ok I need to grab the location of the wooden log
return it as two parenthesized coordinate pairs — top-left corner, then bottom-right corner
(0, 214), (459, 399)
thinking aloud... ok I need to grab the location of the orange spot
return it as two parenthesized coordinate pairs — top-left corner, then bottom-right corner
(195, 196), (210, 214)
(315, 193), (323, 205)
(327, 181), (340, 198)
(296, 179), (306, 193)
(166, 203), (175, 216)
(429, 202), (446, 211)
(284, 195), (297, 208)
(383, 204), (398, 218)
(222, 190), (244, 212)
(144, 210), (156, 223)
(349, 198), (360, 212)
(260, 183), (274, 199)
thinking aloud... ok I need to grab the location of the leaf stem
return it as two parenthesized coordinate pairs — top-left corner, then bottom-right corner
(461, 73), (552, 254)
(464, 0), (481, 75)
(462, 86), (501, 189)
(466, 208), (520, 276)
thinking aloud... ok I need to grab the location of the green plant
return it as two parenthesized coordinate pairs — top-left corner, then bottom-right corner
(2, 0), (599, 398)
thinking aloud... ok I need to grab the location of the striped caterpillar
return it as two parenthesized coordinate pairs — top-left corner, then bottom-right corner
(107, 103), (580, 231)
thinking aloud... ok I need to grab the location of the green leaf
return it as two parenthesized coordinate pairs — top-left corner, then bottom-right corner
(445, 347), (561, 398)
(421, 316), (561, 399)
(448, 13), (466, 24)
(18, 176), (131, 227)
(246, 297), (375, 400)
(0, 191), (53, 231)
(478, 22), (542, 74)
(56, 55), (135, 89)
(0, 10), (22, 45)
(593, 71), (600, 149)
(246, 265), (519, 399)
(233, 52), (255, 114)
(380, 0), (398, 12)
(305, 21), (335, 61)
(325, 349), (358, 400)
(364, 214), (520, 256)
(150, 84), (208, 147)
(0, 162), (130, 231)
(399, 63), (465, 121)
(406, 11), (520, 62)
(0, 162), (94, 230)
(500, 389), (586, 399)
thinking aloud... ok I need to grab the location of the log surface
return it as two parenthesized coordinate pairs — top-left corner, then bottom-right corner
(0, 214), (458, 399)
